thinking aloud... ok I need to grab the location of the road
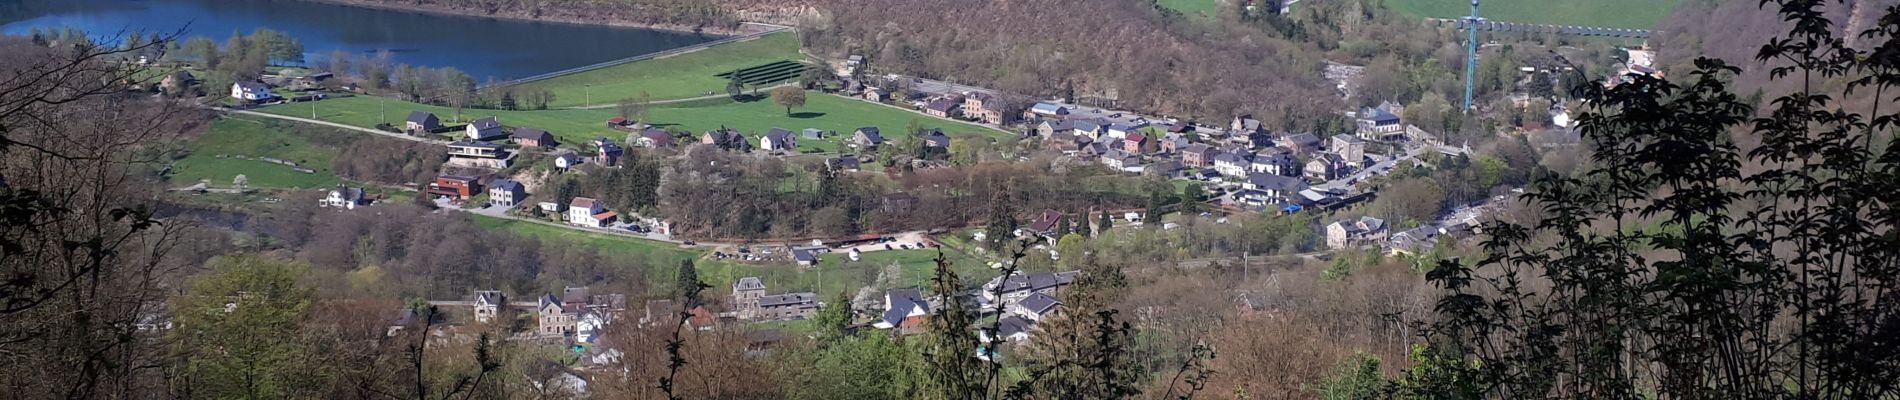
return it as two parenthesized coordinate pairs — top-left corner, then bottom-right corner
(1312, 142), (1469, 193)
(217, 107), (449, 145)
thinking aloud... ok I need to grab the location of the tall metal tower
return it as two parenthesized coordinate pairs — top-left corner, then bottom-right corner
(1462, 0), (1483, 113)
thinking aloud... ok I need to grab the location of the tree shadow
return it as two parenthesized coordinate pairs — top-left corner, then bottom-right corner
(789, 112), (826, 119)
(731, 94), (764, 103)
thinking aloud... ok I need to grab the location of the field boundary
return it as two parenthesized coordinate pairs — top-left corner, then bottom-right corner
(480, 23), (794, 91)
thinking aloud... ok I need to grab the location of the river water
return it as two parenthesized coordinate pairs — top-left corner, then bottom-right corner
(0, 0), (721, 80)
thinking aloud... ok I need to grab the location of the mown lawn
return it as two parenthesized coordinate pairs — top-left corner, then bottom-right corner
(250, 93), (1010, 154)
(523, 32), (805, 106)
(1158, 0), (1220, 18)
(169, 117), (342, 189)
(1385, 0), (1680, 29)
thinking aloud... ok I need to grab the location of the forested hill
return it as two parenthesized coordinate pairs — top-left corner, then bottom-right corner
(1654, 0), (1896, 94)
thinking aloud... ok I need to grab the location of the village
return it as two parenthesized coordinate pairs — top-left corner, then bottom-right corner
(207, 40), (1668, 379)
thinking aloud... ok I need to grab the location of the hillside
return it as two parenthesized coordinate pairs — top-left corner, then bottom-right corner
(1652, 0), (1892, 94)
(1385, 0), (1681, 29)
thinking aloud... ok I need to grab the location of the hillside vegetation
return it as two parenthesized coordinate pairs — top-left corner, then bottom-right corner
(1385, 0), (1681, 29)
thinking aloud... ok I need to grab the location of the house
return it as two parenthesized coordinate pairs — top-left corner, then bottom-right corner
(1250, 147), (1298, 176)
(827, 154), (862, 172)
(568, 197), (614, 227)
(732, 277), (767, 319)
(852, 127), (885, 148)
(1231, 114), (1263, 136)
(1122, 132), (1149, 153)
(1276, 133), (1322, 154)
(756, 292), (819, 321)
(792, 249), (818, 266)
(446, 141), (511, 169)
(488, 179), (525, 207)
(513, 128), (557, 149)
(537, 294), (577, 336)
(1106, 124), (1141, 141)
(1356, 107), (1404, 141)
(983, 316), (1036, 342)
(1181, 143), (1217, 167)
(1045, 131), (1086, 153)
(1010, 292), (1061, 322)
(1160, 133), (1189, 154)
(1024, 209), (1064, 238)
(561, 286), (593, 310)
(863, 88), (890, 102)
(466, 117), (504, 140)
(404, 111), (441, 133)
(731, 276), (819, 321)
(963, 93), (1014, 124)
(880, 193), (917, 214)
(1212, 152), (1250, 177)
(596, 143), (624, 166)
(1326, 216), (1389, 249)
(606, 117), (632, 128)
(472, 290), (505, 324)
(921, 129), (952, 148)
(320, 185), (367, 209)
(553, 152), (581, 169)
(923, 98), (961, 118)
(230, 81), (274, 102)
(426, 176), (481, 200)
(1027, 102), (1070, 119)
(700, 128), (749, 150)
(636, 127), (675, 148)
(576, 311), (608, 343)
(1385, 225), (1445, 255)
(1037, 120), (1074, 138)
(875, 288), (930, 329)
(1100, 149), (1142, 173)
(802, 128), (825, 140)
(1245, 173), (1308, 202)
(979, 270), (1079, 309)
(1070, 120), (1107, 140)
(1331, 134), (1367, 167)
(760, 128), (798, 152)
(1304, 152), (1348, 181)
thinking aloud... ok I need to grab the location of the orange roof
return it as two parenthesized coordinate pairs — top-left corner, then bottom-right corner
(593, 211), (618, 220)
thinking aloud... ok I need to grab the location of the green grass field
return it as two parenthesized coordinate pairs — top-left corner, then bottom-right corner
(251, 94), (1009, 154)
(169, 117), (343, 189)
(1158, 0), (1220, 18)
(522, 32), (804, 107)
(1385, 0), (1680, 29)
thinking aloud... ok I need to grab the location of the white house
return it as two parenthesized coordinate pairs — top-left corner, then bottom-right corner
(760, 128), (797, 152)
(1009, 292), (1061, 322)
(473, 290), (504, 324)
(488, 179), (525, 207)
(568, 197), (614, 227)
(875, 288), (930, 329)
(576, 311), (608, 343)
(554, 152), (581, 169)
(319, 186), (367, 210)
(466, 117), (504, 140)
(230, 81), (274, 101)
(1212, 152), (1250, 178)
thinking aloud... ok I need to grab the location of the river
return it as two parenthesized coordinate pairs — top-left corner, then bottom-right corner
(0, 0), (722, 80)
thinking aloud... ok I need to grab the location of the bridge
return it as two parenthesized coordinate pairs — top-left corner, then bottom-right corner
(1431, 18), (1653, 39)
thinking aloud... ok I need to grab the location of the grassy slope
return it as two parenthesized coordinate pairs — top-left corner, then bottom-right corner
(1385, 0), (1680, 29)
(1157, 0), (1219, 18)
(170, 117), (342, 189)
(251, 94), (1009, 154)
(471, 214), (988, 296)
(524, 32), (804, 107)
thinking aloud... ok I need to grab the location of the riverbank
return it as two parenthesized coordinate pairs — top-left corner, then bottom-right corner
(298, 0), (776, 36)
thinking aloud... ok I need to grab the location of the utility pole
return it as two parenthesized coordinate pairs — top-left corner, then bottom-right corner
(1462, 0), (1483, 113)
(585, 84), (591, 108)
(379, 96), (385, 124)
